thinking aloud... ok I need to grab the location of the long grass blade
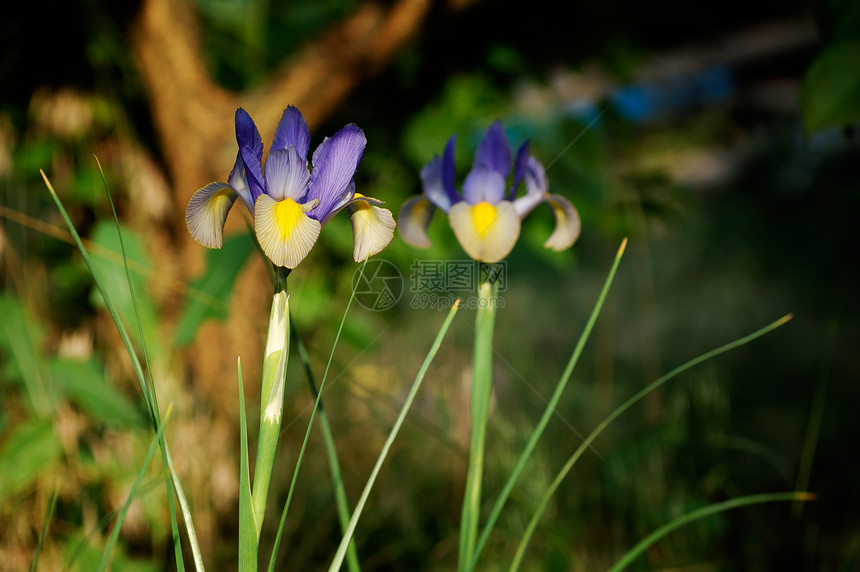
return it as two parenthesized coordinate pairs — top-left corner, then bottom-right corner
(508, 314), (794, 571)
(606, 492), (815, 572)
(291, 319), (361, 572)
(327, 300), (462, 572)
(99, 405), (174, 571)
(237, 358), (258, 571)
(42, 169), (196, 571)
(469, 238), (627, 570)
(95, 158), (195, 568)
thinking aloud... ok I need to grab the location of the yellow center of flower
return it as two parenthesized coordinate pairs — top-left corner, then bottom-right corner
(471, 201), (497, 237)
(273, 197), (306, 239)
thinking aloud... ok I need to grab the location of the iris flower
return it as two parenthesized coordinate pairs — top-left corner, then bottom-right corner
(398, 121), (580, 263)
(186, 106), (395, 268)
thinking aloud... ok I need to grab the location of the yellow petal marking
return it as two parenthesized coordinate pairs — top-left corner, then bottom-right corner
(255, 195), (321, 268)
(448, 200), (520, 263)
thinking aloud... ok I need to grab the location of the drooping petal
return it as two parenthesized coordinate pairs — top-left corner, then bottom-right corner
(397, 195), (436, 248)
(448, 199), (521, 263)
(235, 108), (265, 202)
(272, 105), (310, 161)
(306, 124), (367, 222)
(186, 182), (237, 248)
(513, 155), (549, 217)
(543, 194), (581, 251)
(474, 121), (512, 179)
(347, 195), (396, 262)
(461, 167), (506, 205)
(254, 194), (322, 268)
(264, 147), (310, 201)
(227, 151), (254, 213)
(509, 141), (530, 200)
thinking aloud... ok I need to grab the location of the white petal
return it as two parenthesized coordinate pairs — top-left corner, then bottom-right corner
(348, 196), (396, 262)
(543, 194), (581, 251)
(186, 182), (237, 248)
(254, 194), (321, 268)
(448, 200), (521, 263)
(397, 195), (436, 249)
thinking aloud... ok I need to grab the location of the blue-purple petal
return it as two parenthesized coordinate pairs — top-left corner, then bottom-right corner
(264, 147), (310, 201)
(474, 120), (512, 179)
(235, 108), (265, 202)
(306, 124), (367, 221)
(462, 167), (506, 205)
(272, 105), (311, 161)
(509, 141), (530, 200)
(441, 135), (459, 204)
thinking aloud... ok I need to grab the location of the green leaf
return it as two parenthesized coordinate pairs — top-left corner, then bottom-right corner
(0, 420), (63, 499)
(0, 295), (49, 412)
(801, 39), (860, 134)
(174, 232), (254, 346)
(48, 358), (143, 427)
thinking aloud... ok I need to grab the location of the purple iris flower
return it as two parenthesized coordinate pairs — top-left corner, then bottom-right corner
(398, 121), (580, 263)
(186, 106), (395, 268)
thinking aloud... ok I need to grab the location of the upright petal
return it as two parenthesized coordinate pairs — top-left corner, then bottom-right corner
(397, 195), (436, 249)
(543, 194), (581, 251)
(462, 167), (506, 205)
(347, 195), (396, 262)
(448, 199), (521, 263)
(513, 155), (549, 217)
(420, 135), (459, 211)
(306, 124), (367, 222)
(474, 121), (512, 179)
(264, 147), (310, 201)
(254, 195), (322, 268)
(186, 182), (237, 248)
(228, 151), (254, 213)
(509, 141), (530, 200)
(272, 106), (311, 161)
(235, 108), (265, 202)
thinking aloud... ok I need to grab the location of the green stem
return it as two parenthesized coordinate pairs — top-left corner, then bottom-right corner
(252, 281), (291, 540)
(458, 276), (498, 571)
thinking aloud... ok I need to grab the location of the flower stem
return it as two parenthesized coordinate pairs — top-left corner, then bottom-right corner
(458, 274), (498, 572)
(252, 281), (291, 541)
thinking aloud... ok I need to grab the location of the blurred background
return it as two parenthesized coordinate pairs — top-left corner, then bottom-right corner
(1, 0), (859, 569)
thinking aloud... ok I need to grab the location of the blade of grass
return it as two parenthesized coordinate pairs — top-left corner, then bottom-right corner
(95, 160), (194, 568)
(468, 238), (627, 571)
(327, 300), (462, 572)
(237, 358), (258, 571)
(99, 405), (174, 571)
(459, 276), (498, 571)
(291, 318), (361, 572)
(43, 169), (196, 571)
(607, 492), (815, 572)
(508, 314), (794, 571)
(30, 486), (58, 572)
(267, 261), (367, 572)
